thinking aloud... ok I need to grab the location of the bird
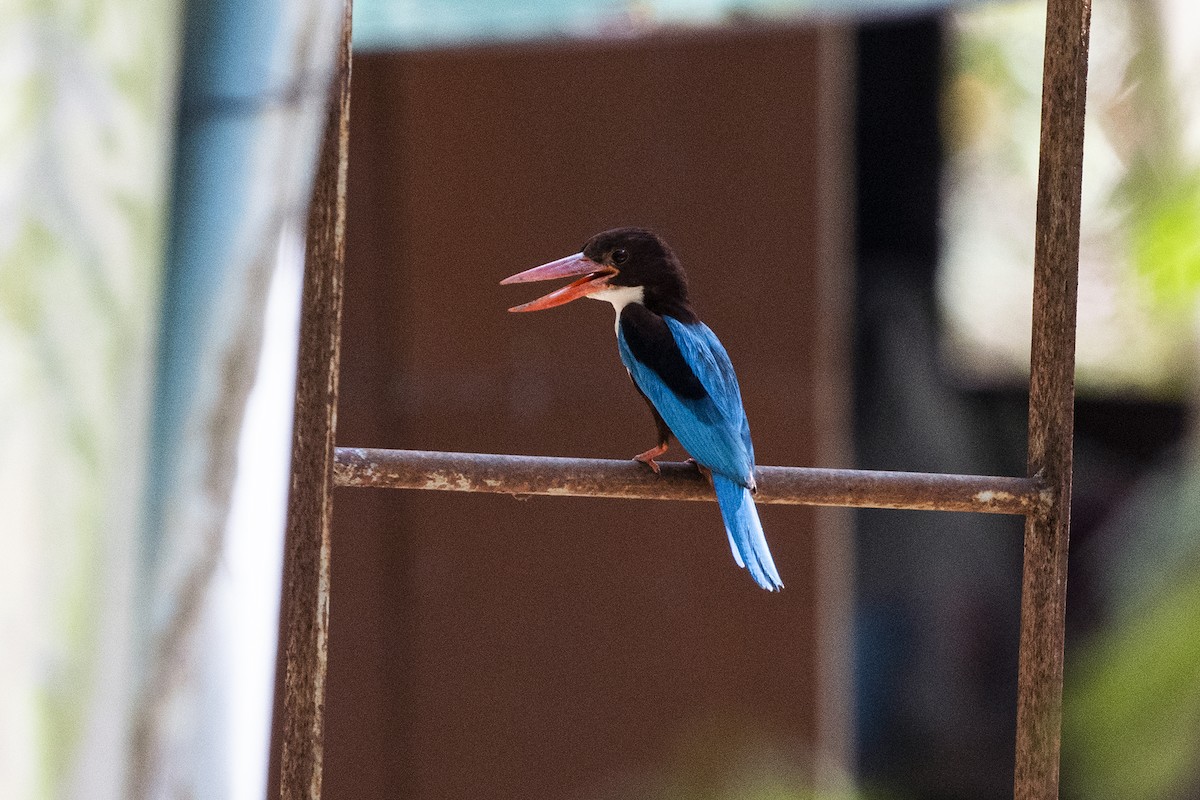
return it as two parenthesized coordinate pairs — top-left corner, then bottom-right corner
(501, 227), (783, 591)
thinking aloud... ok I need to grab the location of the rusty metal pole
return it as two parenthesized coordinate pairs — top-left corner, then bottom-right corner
(334, 447), (1047, 516)
(278, 2), (351, 798)
(1015, 0), (1091, 798)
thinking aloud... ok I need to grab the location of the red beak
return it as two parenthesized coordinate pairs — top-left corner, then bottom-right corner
(500, 253), (618, 312)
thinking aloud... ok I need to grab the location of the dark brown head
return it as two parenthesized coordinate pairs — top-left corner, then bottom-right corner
(501, 227), (697, 322)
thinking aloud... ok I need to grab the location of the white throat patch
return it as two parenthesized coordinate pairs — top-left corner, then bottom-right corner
(587, 285), (645, 334)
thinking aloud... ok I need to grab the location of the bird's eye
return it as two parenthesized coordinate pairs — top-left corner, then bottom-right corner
(611, 248), (629, 265)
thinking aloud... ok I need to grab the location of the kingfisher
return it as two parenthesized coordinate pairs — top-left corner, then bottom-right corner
(501, 228), (783, 591)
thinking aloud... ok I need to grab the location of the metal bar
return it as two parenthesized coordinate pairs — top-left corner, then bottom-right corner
(334, 447), (1048, 516)
(278, 3), (351, 799)
(1014, 0), (1090, 798)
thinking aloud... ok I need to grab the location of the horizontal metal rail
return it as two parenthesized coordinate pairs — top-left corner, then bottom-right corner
(334, 447), (1048, 516)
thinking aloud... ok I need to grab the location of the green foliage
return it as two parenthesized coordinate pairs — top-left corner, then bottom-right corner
(1129, 173), (1200, 317)
(0, 1), (179, 797)
(1064, 452), (1200, 799)
(1065, 568), (1200, 798)
(0, 222), (59, 333)
(942, 0), (1200, 396)
(598, 713), (862, 800)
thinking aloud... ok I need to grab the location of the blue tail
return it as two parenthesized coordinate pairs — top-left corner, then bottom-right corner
(712, 473), (783, 591)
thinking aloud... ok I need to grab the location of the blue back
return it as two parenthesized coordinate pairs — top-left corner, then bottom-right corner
(617, 316), (755, 487)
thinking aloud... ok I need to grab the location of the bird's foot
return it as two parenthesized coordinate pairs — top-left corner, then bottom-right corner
(633, 443), (669, 475)
(684, 458), (714, 487)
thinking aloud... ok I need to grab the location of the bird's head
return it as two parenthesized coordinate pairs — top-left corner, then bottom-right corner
(501, 228), (693, 319)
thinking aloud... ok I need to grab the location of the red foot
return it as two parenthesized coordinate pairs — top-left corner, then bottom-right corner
(633, 442), (669, 474)
(685, 458), (714, 486)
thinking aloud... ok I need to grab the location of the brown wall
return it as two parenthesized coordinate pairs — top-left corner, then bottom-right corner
(316, 25), (851, 800)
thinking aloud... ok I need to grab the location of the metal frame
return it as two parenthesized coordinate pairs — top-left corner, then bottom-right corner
(276, 0), (1091, 797)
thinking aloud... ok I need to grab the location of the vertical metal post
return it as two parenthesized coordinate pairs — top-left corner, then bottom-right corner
(1015, 0), (1090, 798)
(278, 2), (352, 798)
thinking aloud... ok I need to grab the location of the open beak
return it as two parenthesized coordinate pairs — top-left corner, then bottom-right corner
(500, 253), (618, 312)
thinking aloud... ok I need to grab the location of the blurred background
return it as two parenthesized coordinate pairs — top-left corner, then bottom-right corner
(2, 1), (1199, 799)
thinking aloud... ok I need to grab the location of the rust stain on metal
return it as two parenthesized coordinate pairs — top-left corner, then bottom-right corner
(278, 4), (352, 800)
(1014, 0), (1090, 798)
(333, 447), (1042, 516)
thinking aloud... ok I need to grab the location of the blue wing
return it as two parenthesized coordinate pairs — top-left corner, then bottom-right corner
(617, 315), (754, 485)
(616, 313), (781, 590)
